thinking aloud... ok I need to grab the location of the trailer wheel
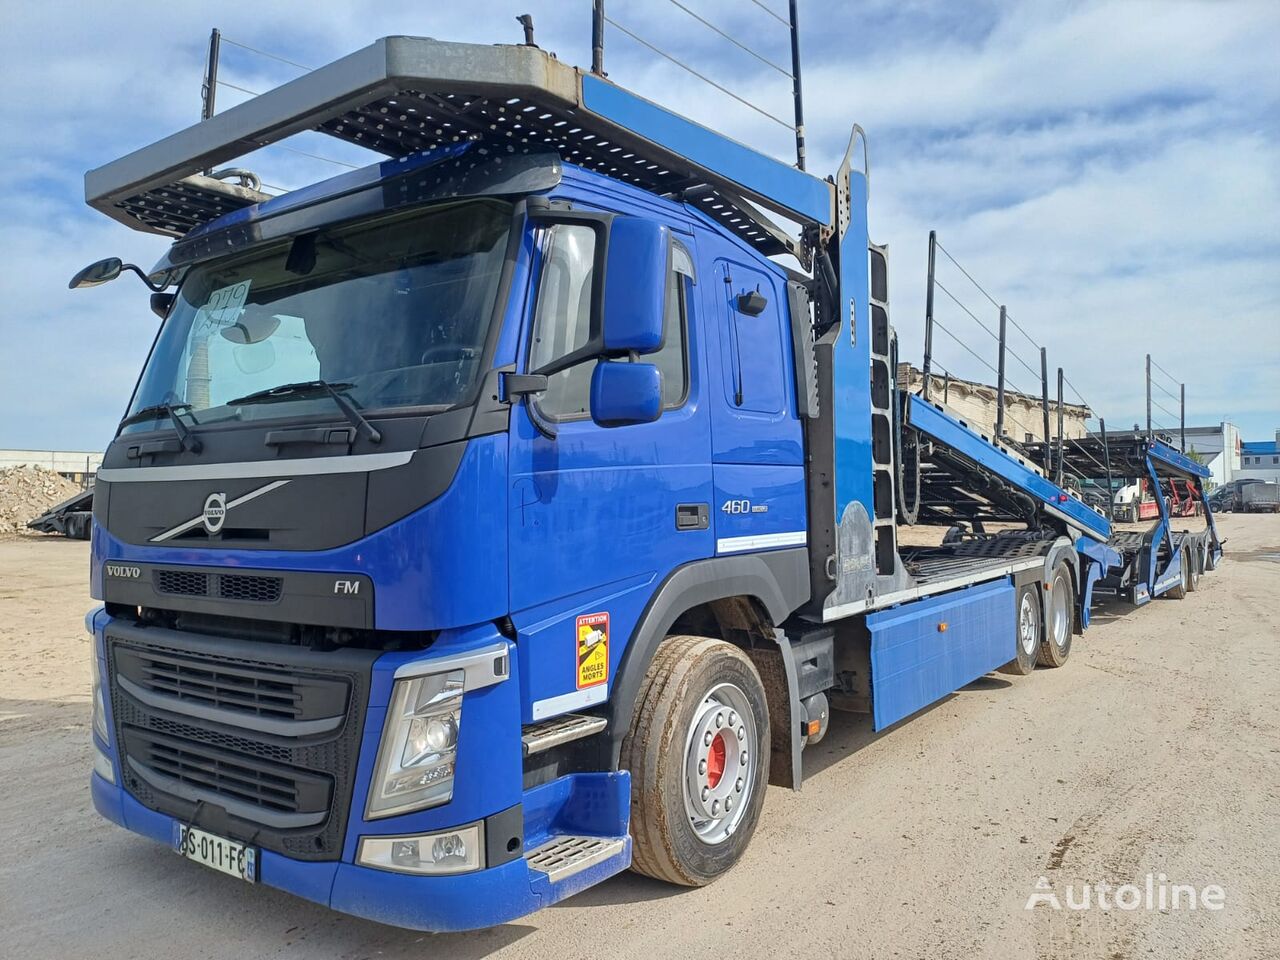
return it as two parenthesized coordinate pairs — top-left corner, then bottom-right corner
(1205, 542), (1219, 571)
(1036, 564), (1074, 668)
(1187, 546), (1202, 592)
(1166, 549), (1190, 600)
(999, 583), (1041, 676)
(621, 634), (770, 887)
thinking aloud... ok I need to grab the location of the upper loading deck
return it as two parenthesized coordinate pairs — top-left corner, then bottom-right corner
(85, 35), (831, 256)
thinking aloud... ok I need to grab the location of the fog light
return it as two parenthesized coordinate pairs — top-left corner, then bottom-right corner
(357, 823), (485, 876)
(93, 742), (115, 784)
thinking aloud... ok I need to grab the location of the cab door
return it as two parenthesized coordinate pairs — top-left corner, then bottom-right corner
(704, 255), (806, 557)
(506, 219), (711, 721)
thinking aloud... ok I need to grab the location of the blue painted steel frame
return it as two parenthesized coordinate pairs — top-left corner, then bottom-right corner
(907, 395), (1112, 541)
(579, 76), (831, 226)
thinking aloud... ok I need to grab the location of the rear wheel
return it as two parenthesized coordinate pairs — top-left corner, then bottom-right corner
(999, 583), (1041, 676)
(621, 635), (770, 886)
(1037, 564), (1074, 668)
(1187, 546), (1202, 592)
(1166, 549), (1190, 599)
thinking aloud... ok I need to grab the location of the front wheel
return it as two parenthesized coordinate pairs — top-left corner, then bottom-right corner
(621, 635), (770, 886)
(1037, 563), (1074, 668)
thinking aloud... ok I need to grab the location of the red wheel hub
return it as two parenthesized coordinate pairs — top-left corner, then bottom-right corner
(706, 732), (726, 789)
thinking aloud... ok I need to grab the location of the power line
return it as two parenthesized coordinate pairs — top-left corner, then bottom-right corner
(663, 0), (792, 77)
(604, 16), (796, 131)
(934, 237), (1041, 350)
(933, 279), (1038, 394)
(1149, 355), (1180, 385)
(221, 36), (312, 72)
(215, 79), (260, 97)
(747, 0), (791, 26)
(213, 80), (360, 169)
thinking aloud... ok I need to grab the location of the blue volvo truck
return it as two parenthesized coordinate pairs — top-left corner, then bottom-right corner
(74, 35), (1221, 931)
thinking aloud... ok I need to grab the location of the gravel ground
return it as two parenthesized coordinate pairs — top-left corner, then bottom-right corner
(0, 514), (1276, 959)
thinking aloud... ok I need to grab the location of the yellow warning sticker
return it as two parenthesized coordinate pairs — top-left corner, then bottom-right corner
(576, 612), (609, 690)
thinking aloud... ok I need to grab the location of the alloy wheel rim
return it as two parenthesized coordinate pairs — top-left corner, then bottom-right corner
(682, 682), (757, 846)
(1019, 592), (1039, 656)
(1050, 576), (1070, 647)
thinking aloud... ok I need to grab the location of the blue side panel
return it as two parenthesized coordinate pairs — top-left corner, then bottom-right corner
(868, 579), (1015, 731)
(908, 395), (1112, 542)
(580, 75), (831, 226)
(712, 463), (807, 554)
(832, 171), (874, 522)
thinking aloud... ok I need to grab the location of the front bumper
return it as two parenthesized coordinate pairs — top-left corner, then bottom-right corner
(88, 608), (632, 931)
(92, 770), (631, 931)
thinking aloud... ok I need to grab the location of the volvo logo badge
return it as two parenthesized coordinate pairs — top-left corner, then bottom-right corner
(202, 492), (228, 534)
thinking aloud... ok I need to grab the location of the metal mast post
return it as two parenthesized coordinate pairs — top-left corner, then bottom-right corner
(922, 231), (936, 400)
(591, 1), (605, 75)
(788, 0), (806, 170)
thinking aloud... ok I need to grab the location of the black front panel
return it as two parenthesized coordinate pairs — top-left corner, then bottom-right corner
(106, 619), (378, 862)
(102, 562), (374, 629)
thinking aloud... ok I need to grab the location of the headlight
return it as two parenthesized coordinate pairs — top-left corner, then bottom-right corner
(356, 823), (484, 875)
(92, 741), (115, 784)
(367, 669), (465, 819)
(90, 648), (109, 744)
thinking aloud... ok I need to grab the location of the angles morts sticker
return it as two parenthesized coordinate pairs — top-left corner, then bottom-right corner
(576, 612), (609, 690)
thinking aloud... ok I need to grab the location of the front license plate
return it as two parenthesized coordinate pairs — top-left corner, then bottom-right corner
(174, 825), (256, 883)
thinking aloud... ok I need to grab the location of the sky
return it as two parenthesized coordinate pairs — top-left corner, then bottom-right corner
(1, 0), (1277, 451)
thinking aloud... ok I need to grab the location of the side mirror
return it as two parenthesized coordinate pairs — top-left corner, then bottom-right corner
(602, 218), (669, 354)
(150, 292), (176, 320)
(69, 257), (123, 289)
(590, 361), (662, 427)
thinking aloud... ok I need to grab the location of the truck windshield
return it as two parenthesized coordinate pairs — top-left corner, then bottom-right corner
(122, 199), (512, 433)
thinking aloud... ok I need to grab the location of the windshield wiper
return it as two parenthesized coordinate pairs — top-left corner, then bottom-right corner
(227, 380), (382, 444)
(118, 402), (203, 453)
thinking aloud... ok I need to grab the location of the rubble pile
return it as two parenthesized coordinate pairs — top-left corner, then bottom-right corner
(0, 466), (81, 535)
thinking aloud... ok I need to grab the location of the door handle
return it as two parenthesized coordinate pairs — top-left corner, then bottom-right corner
(676, 503), (709, 530)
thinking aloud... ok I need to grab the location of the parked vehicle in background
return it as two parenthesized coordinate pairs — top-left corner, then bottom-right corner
(1213, 478), (1267, 512)
(1241, 482), (1280, 513)
(1113, 478), (1163, 523)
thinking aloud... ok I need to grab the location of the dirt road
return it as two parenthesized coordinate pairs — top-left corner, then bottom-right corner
(2, 516), (1277, 959)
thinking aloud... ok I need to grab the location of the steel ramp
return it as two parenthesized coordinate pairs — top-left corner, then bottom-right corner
(906, 394), (1111, 542)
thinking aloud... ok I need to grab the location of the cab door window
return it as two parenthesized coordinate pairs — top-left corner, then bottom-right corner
(530, 226), (691, 420)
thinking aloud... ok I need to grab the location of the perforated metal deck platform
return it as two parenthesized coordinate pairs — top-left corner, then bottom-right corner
(86, 36), (833, 253)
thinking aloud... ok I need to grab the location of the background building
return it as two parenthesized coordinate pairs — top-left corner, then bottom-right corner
(1180, 422), (1242, 488)
(0, 449), (102, 485)
(897, 364), (1091, 443)
(1239, 431), (1280, 482)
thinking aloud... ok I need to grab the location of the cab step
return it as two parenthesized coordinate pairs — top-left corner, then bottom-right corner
(521, 713), (607, 757)
(524, 834), (627, 883)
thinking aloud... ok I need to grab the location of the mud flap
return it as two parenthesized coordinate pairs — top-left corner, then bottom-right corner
(747, 638), (801, 790)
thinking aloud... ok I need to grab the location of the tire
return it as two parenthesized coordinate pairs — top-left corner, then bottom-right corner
(621, 634), (770, 887)
(999, 582), (1041, 676)
(1037, 563), (1074, 668)
(1165, 549), (1190, 599)
(1187, 545), (1201, 592)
